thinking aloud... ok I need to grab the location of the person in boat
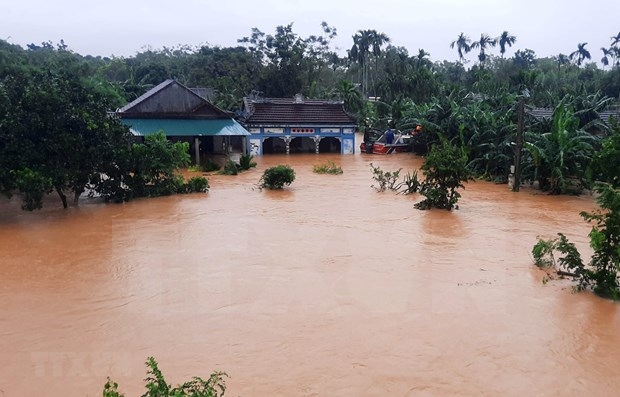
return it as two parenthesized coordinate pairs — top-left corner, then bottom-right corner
(385, 127), (395, 145)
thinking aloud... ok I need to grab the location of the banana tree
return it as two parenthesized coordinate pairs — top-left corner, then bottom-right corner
(524, 103), (597, 194)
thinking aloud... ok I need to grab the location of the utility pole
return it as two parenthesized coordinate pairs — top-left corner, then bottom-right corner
(513, 96), (525, 192)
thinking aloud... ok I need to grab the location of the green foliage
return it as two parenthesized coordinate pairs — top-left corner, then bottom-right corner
(0, 65), (135, 209)
(103, 378), (124, 397)
(103, 357), (227, 397)
(531, 183), (620, 299)
(532, 237), (558, 267)
(201, 159), (221, 172)
(524, 103), (597, 194)
(589, 120), (620, 187)
(237, 154), (257, 171)
(182, 176), (209, 193)
(15, 168), (53, 211)
(415, 142), (472, 210)
(258, 165), (296, 189)
(313, 160), (343, 175)
(396, 170), (421, 195)
(129, 132), (191, 197)
(218, 155), (257, 175)
(369, 163), (401, 192)
(219, 160), (239, 175)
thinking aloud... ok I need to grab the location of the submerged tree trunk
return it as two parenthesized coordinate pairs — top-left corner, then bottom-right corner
(73, 189), (83, 206)
(55, 186), (68, 209)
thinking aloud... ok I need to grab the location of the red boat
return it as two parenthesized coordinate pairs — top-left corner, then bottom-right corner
(361, 129), (413, 154)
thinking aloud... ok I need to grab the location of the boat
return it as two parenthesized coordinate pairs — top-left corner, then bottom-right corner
(360, 129), (412, 154)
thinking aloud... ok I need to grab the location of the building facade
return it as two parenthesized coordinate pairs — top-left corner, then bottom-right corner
(240, 95), (358, 155)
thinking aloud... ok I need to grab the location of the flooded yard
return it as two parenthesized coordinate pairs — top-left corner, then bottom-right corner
(1, 150), (619, 396)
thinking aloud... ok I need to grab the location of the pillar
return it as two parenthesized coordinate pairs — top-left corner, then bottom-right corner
(194, 137), (200, 164)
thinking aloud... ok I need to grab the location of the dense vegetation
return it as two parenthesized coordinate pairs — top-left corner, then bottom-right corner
(533, 183), (620, 299)
(2, 24), (620, 209)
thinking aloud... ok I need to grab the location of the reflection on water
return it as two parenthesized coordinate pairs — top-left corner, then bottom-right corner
(1, 147), (618, 397)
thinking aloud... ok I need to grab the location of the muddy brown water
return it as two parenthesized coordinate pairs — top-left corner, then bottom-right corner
(1, 147), (619, 397)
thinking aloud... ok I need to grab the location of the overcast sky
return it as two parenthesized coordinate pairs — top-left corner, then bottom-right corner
(1, 0), (618, 65)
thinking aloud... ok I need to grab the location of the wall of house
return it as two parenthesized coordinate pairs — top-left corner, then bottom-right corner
(246, 126), (355, 155)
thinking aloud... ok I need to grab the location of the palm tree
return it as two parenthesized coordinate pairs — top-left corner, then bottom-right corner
(611, 31), (620, 47)
(569, 42), (591, 66)
(601, 47), (612, 69)
(349, 29), (390, 98)
(470, 33), (497, 66)
(609, 33), (620, 69)
(415, 48), (431, 68)
(349, 30), (372, 96)
(331, 80), (364, 114)
(450, 33), (472, 63)
(557, 53), (570, 73)
(369, 30), (390, 97)
(497, 31), (517, 58)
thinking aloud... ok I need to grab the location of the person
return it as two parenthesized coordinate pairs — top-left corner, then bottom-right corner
(385, 128), (394, 145)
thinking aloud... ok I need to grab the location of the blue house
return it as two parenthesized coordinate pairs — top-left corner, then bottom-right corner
(240, 94), (358, 155)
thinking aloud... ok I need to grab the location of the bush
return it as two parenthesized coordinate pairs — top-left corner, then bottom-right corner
(531, 183), (620, 299)
(219, 160), (239, 175)
(313, 160), (343, 175)
(103, 357), (227, 397)
(182, 176), (209, 193)
(258, 165), (295, 189)
(415, 142), (472, 210)
(202, 158), (221, 172)
(369, 163), (401, 192)
(238, 154), (257, 171)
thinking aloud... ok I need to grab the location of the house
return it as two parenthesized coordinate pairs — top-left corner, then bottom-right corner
(240, 94), (358, 155)
(527, 106), (620, 136)
(115, 79), (250, 163)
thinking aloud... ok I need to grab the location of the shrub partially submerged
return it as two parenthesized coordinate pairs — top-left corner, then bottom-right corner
(370, 163), (401, 192)
(103, 357), (227, 397)
(532, 183), (620, 299)
(313, 160), (343, 175)
(258, 165), (296, 189)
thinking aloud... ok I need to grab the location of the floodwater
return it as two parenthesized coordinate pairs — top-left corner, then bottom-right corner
(1, 146), (619, 397)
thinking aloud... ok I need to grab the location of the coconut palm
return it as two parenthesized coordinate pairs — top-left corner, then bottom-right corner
(450, 33), (472, 63)
(497, 31), (517, 58)
(569, 42), (591, 66)
(470, 33), (497, 66)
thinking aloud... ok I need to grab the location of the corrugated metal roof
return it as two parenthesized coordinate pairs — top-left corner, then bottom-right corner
(117, 80), (175, 113)
(121, 118), (250, 136)
(117, 79), (230, 118)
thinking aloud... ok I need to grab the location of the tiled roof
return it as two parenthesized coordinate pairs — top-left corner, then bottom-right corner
(243, 97), (356, 125)
(527, 107), (620, 124)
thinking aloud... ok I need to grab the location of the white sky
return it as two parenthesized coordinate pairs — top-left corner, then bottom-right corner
(1, 0), (618, 65)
